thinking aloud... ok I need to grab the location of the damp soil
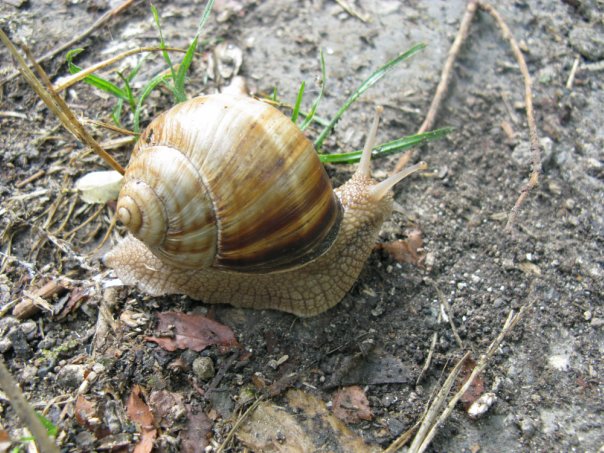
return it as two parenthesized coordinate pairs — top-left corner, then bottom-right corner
(0, 0), (602, 452)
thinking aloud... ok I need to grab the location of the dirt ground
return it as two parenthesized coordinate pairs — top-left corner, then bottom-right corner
(0, 0), (602, 452)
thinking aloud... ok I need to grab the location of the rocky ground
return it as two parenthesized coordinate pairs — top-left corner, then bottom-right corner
(0, 0), (602, 452)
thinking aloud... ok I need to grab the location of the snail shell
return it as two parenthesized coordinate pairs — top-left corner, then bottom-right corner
(115, 94), (341, 271)
(105, 92), (426, 316)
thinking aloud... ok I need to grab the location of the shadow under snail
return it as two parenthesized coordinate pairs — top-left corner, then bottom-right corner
(104, 87), (426, 317)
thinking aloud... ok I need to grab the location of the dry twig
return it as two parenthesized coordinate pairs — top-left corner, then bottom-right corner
(428, 278), (464, 349)
(477, 2), (542, 232)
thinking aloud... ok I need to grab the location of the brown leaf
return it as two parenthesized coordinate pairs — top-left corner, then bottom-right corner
(458, 357), (485, 410)
(74, 395), (96, 428)
(0, 429), (12, 452)
(127, 385), (156, 453)
(146, 311), (239, 353)
(379, 229), (425, 267)
(148, 390), (186, 428)
(332, 386), (373, 423)
(180, 404), (212, 453)
(74, 395), (110, 439)
(236, 389), (380, 453)
(55, 287), (90, 320)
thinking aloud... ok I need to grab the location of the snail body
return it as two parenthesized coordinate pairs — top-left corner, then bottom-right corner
(104, 92), (425, 316)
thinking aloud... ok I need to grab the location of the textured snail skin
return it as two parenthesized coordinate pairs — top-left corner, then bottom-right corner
(104, 174), (392, 316)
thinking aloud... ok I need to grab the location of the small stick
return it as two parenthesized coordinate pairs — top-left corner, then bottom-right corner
(476, 2), (542, 232)
(394, 0), (542, 233)
(334, 0), (371, 23)
(15, 169), (46, 188)
(408, 351), (472, 453)
(565, 55), (580, 89)
(416, 331), (438, 385)
(428, 278), (464, 349)
(394, 0), (478, 172)
(0, 0), (135, 85)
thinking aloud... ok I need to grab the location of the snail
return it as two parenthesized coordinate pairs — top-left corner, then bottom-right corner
(103, 87), (426, 317)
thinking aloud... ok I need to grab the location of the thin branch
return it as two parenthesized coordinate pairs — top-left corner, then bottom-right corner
(408, 351), (472, 453)
(477, 2), (542, 233)
(394, 0), (478, 172)
(408, 299), (534, 453)
(428, 278), (464, 349)
(394, 0), (542, 234)
(565, 55), (580, 89)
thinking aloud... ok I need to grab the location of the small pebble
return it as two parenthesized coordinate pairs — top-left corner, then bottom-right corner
(20, 365), (38, 384)
(57, 364), (86, 388)
(519, 417), (537, 438)
(192, 356), (215, 381)
(548, 354), (570, 372)
(20, 320), (37, 340)
(467, 392), (497, 419)
(37, 337), (55, 349)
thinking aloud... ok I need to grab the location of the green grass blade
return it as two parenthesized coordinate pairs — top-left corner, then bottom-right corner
(291, 81), (305, 123)
(194, 0), (215, 37)
(173, 35), (198, 103)
(300, 50), (326, 131)
(314, 42), (426, 150)
(117, 72), (137, 111)
(111, 98), (124, 127)
(66, 49), (128, 100)
(318, 127), (452, 164)
(151, 4), (177, 93)
(133, 73), (174, 132)
(36, 413), (59, 437)
(172, 0), (214, 102)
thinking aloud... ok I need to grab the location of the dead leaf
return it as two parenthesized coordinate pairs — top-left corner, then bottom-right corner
(517, 261), (541, 275)
(180, 405), (212, 453)
(55, 287), (90, 320)
(74, 170), (123, 204)
(332, 386), (373, 423)
(148, 390), (186, 428)
(0, 429), (12, 453)
(145, 311), (239, 353)
(126, 385), (156, 453)
(236, 389), (380, 453)
(378, 229), (425, 267)
(458, 357), (485, 410)
(74, 395), (109, 439)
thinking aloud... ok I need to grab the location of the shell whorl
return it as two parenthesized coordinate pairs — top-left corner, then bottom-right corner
(116, 145), (218, 269)
(117, 94), (342, 271)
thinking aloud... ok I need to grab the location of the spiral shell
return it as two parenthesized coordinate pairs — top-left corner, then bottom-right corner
(116, 94), (342, 271)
